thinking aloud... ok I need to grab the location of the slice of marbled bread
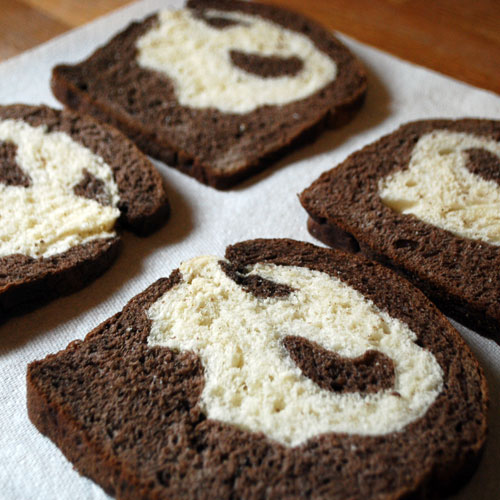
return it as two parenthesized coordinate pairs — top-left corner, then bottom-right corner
(300, 119), (500, 340)
(0, 104), (169, 319)
(51, 0), (367, 189)
(27, 238), (488, 499)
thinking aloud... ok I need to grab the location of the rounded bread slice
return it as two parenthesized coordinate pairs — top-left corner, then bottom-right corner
(0, 104), (169, 318)
(300, 118), (500, 340)
(27, 238), (488, 499)
(51, 0), (367, 189)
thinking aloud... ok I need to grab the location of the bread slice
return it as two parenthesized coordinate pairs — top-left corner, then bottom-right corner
(27, 238), (488, 499)
(300, 118), (500, 340)
(0, 104), (169, 318)
(51, 0), (367, 189)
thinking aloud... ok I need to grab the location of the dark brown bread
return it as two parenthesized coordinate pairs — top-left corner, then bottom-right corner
(300, 119), (500, 341)
(0, 104), (169, 318)
(27, 238), (488, 500)
(51, 0), (367, 189)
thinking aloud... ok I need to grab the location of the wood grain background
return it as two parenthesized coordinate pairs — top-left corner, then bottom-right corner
(0, 0), (499, 94)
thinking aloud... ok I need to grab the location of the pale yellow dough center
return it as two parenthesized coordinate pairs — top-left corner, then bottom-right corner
(379, 130), (500, 245)
(136, 9), (337, 114)
(0, 120), (120, 259)
(148, 256), (443, 447)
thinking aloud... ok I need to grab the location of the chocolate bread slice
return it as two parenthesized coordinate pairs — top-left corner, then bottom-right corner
(300, 119), (500, 340)
(27, 238), (488, 499)
(0, 104), (169, 318)
(51, 0), (367, 189)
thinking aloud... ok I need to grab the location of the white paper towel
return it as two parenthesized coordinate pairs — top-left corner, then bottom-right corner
(0, 1), (499, 498)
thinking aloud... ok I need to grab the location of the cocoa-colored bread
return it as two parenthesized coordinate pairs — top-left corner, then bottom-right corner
(51, 0), (367, 189)
(300, 119), (500, 340)
(0, 104), (169, 318)
(27, 238), (488, 499)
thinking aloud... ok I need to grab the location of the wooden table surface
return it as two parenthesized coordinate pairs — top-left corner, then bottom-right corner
(0, 0), (499, 94)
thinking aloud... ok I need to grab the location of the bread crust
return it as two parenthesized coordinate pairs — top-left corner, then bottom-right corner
(300, 119), (500, 340)
(51, 0), (367, 189)
(27, 239), (488, 499)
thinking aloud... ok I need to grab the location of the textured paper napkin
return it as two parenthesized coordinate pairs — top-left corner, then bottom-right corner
(1, 1), (499, 498)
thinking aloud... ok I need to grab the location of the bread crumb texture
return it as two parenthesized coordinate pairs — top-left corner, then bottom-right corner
(136, 9), (337, 114)
(380, 130), (500, 245)
(0, 119), (120, 258)
(148, 256), (443, 446)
